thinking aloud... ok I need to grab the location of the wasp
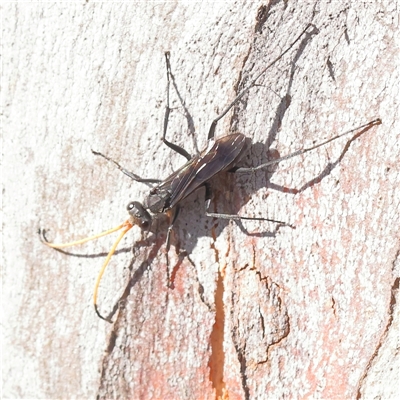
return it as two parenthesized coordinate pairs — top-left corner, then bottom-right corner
(41, 23), (381, 321)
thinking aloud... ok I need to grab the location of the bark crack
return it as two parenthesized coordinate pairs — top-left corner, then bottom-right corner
(356, 249), (400, 399)
(208, 268), (227, 399)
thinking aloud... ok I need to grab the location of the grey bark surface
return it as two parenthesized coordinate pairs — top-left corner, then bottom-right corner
(3, 1), (399, 399)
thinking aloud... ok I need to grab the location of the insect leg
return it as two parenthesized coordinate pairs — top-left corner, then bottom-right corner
(91, 53), (193, 181)
(166, 205), (181, 254)
(207, 23), (315, 141)
(91, 150), (162, 183)
(233, 119), (381, 174)
(161, 52), (191, 161)
(203, 182), (289, 225)
(165, 205), (181, 284)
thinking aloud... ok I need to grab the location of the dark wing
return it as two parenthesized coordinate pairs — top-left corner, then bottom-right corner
(161, 133), (249, 209)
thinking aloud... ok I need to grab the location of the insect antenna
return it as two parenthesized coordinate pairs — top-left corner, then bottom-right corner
(41, 222), (129, 249)
(41, 220), (133, 322)
(93, 221), (133, 322)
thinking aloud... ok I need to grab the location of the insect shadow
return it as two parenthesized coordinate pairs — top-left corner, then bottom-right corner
(41, 23), (381, 322)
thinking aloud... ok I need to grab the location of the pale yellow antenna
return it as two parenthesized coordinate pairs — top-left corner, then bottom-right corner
(92, 221), (133, 321)
(43, 223), (128, 248)
(42, 220), (133, 322)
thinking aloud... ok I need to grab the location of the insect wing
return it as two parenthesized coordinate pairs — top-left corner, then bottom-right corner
(167, 133), (249, 208)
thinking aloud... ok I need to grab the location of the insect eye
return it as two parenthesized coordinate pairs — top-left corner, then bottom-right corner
(127, 201), (152, 230)
(141, 220), (150, 230)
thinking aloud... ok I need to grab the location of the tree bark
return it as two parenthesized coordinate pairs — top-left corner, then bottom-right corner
(3, 1), (399, 399)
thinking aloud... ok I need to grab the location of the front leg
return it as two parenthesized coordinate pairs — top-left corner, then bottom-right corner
(92, 150), (162, 183)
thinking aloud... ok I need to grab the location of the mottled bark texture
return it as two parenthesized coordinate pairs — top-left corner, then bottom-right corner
(3, 2), (399, 399)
